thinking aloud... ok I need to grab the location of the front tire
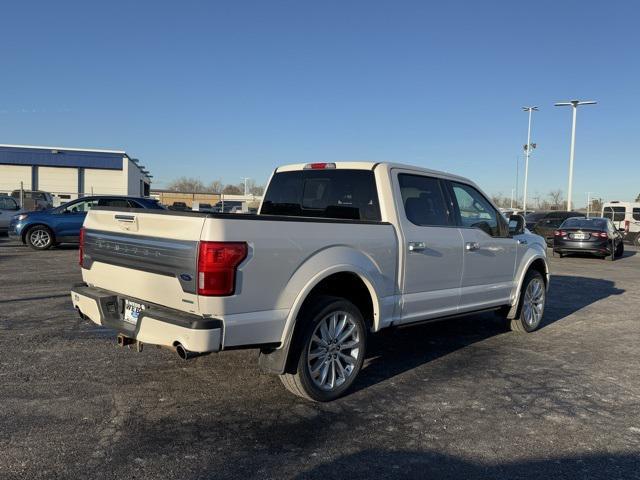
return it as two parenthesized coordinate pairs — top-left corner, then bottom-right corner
(280, 296), (367, 402)
(26, 226), (54, 250)
(509, 270), (546, 333)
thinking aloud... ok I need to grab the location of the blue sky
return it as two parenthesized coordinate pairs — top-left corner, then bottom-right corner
(1, 1), (638, 205)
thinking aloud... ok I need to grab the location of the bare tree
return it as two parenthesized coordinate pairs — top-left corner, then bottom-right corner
(222, 184), (242, 195)
(590, 197), (604, 215)
(490, 193), (510, 208)
(548, 189), (563, 209)
(249, 185), (265, 196)
(167, 177), (205, 193)
(209, 179), (223, 193)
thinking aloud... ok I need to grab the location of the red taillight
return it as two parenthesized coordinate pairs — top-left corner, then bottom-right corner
(598, 232), (608, 238)
(79, 227), (85, 267)
(554, 230), (561, 236)
(197, 241), (247, 296)
(554, 230), (566, 237)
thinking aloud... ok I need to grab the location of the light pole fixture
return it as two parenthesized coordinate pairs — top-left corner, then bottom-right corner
(521, 106), (538, 213)
(554, 100), (597, 210)
(240, 177), (251, 196)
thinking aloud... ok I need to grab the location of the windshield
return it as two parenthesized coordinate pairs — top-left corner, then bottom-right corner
(561, 217), (607, 230)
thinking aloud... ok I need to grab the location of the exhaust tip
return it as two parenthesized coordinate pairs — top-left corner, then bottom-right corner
(175, 343), (188, 360)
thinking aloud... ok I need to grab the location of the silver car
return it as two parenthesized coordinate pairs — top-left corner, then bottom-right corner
(0, 196), (24, 233)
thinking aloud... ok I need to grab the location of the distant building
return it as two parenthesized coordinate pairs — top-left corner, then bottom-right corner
(0, 144), (152, 203)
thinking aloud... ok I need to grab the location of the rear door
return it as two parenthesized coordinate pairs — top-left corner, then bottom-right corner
(447, 181), (517, 312)
(393, 170), (464, 324)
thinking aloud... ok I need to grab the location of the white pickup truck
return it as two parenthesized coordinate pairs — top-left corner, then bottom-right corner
(71, 162), (549, 401)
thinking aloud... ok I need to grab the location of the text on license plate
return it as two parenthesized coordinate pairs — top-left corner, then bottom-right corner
(573, 233), (586, 240)
(124, 300), (145, 324)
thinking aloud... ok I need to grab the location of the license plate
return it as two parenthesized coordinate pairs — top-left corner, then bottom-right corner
(573, 233), (586, 240)
(124, 300), (144, 325)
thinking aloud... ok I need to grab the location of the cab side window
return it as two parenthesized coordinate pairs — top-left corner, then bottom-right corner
(450, 182), (505, 237)
(63, 199), (98, 213)
(98, 198), (129, 208)
(0, 197), (19, 210)
(398, 174), (450, 226)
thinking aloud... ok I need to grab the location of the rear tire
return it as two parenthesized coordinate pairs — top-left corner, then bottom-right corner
(279, 296), (367, 402)
(509, 270), (546, 333)
(615, 241), (624, 258)
(26, 225), (54, 250)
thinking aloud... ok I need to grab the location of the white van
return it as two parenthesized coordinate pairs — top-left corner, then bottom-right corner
(602, 201), (640, 246)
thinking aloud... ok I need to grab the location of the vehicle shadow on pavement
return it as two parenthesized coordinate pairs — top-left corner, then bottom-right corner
(294, 449), (638, 480)
(543, 274), (624, 327)
(351, 275), (623, 394)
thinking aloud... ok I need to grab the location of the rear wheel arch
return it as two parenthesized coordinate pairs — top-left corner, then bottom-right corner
(259, 269), (379, 375)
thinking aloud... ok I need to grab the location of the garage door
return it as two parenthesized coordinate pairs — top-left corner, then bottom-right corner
(38, 167), (77, 197)
(0, 165), (31, 192)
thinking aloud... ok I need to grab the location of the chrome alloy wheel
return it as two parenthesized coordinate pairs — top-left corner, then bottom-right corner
(522, 277), (545, 328)
(30, 229), (51, 248)
(307, 311), (362, 391)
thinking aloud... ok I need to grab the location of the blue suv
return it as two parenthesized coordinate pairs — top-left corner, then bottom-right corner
(8, 196), (164, 250)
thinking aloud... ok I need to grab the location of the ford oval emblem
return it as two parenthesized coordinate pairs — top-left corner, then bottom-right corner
(179, 273), (193, 282)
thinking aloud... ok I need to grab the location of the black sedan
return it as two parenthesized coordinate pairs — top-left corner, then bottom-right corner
(553, 217), (624, 260)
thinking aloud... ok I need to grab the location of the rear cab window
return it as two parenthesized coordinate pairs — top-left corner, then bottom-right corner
(261, 169), (381, 221)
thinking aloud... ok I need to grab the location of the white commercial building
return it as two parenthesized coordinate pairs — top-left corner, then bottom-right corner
(0, 144), (152, 204)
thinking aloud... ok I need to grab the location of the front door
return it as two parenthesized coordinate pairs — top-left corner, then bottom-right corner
(394, 171), (464, 324)
(448, 181), (517, 312)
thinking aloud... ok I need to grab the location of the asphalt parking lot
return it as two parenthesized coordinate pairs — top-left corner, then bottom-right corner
(1, 236), (639, 480)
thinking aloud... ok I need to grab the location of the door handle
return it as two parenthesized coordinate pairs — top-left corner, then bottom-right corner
(517, 239), (528, 245)
(408, 241), (426, 252)
(465, 241), (480, 251)
(115, 214), (136, 223)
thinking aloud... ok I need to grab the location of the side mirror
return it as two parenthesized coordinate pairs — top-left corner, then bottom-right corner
(509, 214), (526, 236)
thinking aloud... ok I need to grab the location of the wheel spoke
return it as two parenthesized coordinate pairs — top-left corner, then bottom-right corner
(339, 339), (359, 350)
(336, 324), (356, 345)
(338, 352), (355, 365)
(319, 362), (329, 386)
(320, 321), (331, 343)
(308, 349), (326, 360)
(334, 314), (347, 339)
(312, 334), (328, 348)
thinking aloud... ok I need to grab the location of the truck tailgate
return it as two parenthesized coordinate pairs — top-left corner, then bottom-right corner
(81, 209), (206, 314)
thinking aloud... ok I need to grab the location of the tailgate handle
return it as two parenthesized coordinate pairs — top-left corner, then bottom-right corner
(114, 214), (136, 223)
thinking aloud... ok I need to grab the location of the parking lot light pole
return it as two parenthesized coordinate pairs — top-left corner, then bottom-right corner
(522, 106), (538, 213)
(554, 100), (597, 211)
(240, 177), (250, 196)
(586, 191), (593, 217)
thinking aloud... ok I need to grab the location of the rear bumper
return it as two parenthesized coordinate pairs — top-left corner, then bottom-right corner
(553, 238), (612, 255)
(70, 285), (222, 353)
